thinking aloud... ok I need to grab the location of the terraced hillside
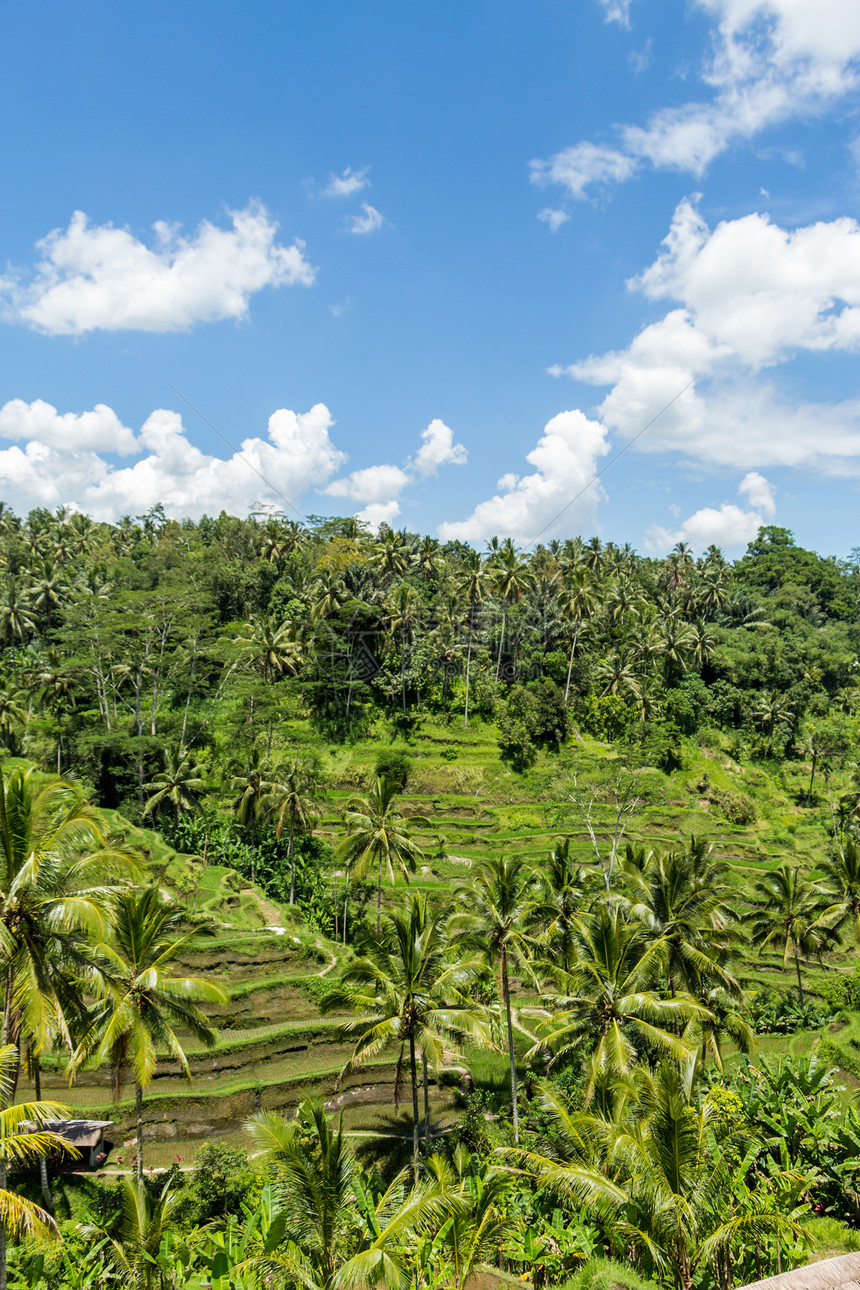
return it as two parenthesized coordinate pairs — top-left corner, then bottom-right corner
(16, 716), (856, 1167)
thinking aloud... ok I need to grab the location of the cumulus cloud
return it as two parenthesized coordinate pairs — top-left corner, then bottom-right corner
(437, 410), (610, 544)
(553, 200), (860, 475)
(532, 0), (860, 200)
(646, 472), (777, 552)
(0, 399), (138, 455)
(348, 204), (384, 235)
(323, 166), (370, 198)
(412, 419), (468, 475)
(538, 208), (571, 233)
(325, 463), (412, 504)
(322, 418), (468, 531)
(0, 399), (344, 520)
(738, 470), (776, 516)
(0, 202), (314, 335)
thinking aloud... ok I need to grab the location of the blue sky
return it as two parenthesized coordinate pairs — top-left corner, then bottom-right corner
(2, 0), (860, 557)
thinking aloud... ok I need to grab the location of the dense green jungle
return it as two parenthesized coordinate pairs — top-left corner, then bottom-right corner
(2, 504), (860, 1290)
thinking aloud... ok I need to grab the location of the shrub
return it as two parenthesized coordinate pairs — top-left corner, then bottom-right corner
(374, 748), (412, 791)
(182, 1143), (254, 1223)
(710, 786), (756, 825)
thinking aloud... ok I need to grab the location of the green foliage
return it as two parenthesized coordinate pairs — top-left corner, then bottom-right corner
(179, 1142), (255, 1223)
(373, 747), (412, 791)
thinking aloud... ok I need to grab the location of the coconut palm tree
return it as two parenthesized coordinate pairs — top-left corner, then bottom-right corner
(244, 1099), (449, 1290)
(533, 904), (703, 1090)
(456, 550), (489, 728)
(321, 893), (490, 1179)
(747, 864), (826, 1005)
(0, 1043), (83, 1290)
(558, 569), (601, 704)
(338, 776), (423, 930)
(272, 757), (326, 905)
(71, 886), (227, 1181)
(77, 1175), (183, 1290)
(225, 746), (283, 882)
(451, 855), (537, 1144)
(491, 545), (532, 681)
(142, 744), (207, 827)
(0, 766), (139, 1214)
(423, 1145), (515, 1290)
(514, 1061), (803, 1290)
(619, 839), (740, 999)
(817, 836), (860, 944)
(529, 838), (591, 972)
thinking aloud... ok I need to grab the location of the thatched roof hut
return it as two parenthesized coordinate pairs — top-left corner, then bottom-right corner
(739, 1254), (860, 1290)
(23, 1119), (113, 1169)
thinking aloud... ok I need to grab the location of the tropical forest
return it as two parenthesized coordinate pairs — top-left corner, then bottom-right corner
(2, 504), (860, 1290)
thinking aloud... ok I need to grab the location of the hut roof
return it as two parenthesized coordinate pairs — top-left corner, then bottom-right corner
(24, 1119), (113, 1149)
(739, 1254), (860, 1290)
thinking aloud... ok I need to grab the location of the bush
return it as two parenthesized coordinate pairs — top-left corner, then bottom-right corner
(181, 1143), (254, 1223)
(710, 786), (756, 825)
(374, 748), (412, 791)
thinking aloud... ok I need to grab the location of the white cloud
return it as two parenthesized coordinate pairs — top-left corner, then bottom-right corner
(538, 208), (571, 233)
(1, 202), (314, 335)
(645, 473), (776, 552)
(356, 500), (402, 530)
(531, 143), (638, 200)
(325, 463), (411, 504)
(323, 166), (370, 198)
(553, 201), (860, 476)
(738, 469), (776, 516)
(437, 410), (609, 544)
(348, 204), (384, 235)
(0, 398), (138, 454)
(533, 0), (860, 199)
(0, 400), (344, 520)
(630, 198), (860, 367)
(600, 0), (633, 27)
(412, 419), (468, 475)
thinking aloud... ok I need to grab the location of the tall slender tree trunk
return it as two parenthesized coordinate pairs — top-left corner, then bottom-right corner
(409, 1033), (420, 1183)
(135, 1082), (144, 1183)
(343, 864), (350, 946)
(422, 1049), (431, 1145)
(288, 814), (296, 905)
(376, 851), (383, 931)
(500, 946), (520, 1144)
(495, 609), (507, 680)
(464, 605), (474, 729)
(792, 933), (805, 1005)
(401, 626), (407, 715)
(32, 1058), (53, 1213)
(564, 623), (580, 704)
(0, 974), (11, 1290)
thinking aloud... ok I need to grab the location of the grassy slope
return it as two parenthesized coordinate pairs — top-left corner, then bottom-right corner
(19, 715), (858, 1170)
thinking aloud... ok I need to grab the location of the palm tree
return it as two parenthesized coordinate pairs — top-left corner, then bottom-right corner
(747, 864), (826, 1005)
(754, 690), (796, 745)
(386, 583), (421, 715)
(321, 894), (490, 1179)
(423, 1145), (514, 1290)
(534, 905), (702, 1090)
(529, 838), (590, 971)
(338, 776), (423, 929)
(237, 614), (302, 682)
(492, 545), (532, 680)
(71, 887), (227, 1181)
(142, 744), (207, 827)
(0, 1043), (80, 1290)
(456, 550), (488, 728)
(0, 581), (35, 646)
(226, 747), (283, 882)
(0, 691), (26, 754)
(0, 766), (139, 1213)
(619, 839), (740, 999)
(558, 569), (601, 703)
(77, 1176), (183, 1290)
(26, 560), (67, 632)
(818, 836), (860, 944)
(244, 1099), (449, 1290)
(514, 1062), (803, 1290)
(272, 757), (326, 905)
(452, 855), (537, 1143)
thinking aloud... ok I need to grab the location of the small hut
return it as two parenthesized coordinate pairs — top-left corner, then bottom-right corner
(24, 1119), (114, 1170)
